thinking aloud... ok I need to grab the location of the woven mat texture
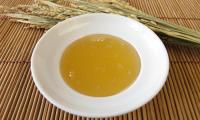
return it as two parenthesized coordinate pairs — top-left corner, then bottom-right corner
(0, 0), (200, 120)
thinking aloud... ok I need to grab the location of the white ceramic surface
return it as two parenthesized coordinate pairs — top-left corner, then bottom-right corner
(31, 13), (169, 117)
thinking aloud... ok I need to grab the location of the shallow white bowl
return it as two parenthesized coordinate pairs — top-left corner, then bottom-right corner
(31, 13), (169, 117)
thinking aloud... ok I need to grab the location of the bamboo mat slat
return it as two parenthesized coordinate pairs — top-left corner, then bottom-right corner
(0, 0), (33, 6)
(0, 0), (200, 120)
(127, 0), (200, 19)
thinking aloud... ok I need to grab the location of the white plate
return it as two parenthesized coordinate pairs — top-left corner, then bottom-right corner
(31, 13), (169, 117)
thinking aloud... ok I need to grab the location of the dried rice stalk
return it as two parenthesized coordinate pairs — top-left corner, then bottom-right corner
(1, 0), (200, 46)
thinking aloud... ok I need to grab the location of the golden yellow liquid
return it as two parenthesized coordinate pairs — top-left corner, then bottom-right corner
(60, 34), (140, 97)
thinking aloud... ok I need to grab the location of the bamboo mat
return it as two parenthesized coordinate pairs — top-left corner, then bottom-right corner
(0, 0), (200, 120)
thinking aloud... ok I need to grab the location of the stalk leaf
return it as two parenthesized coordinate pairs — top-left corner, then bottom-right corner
(1, 0), (200, 47)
